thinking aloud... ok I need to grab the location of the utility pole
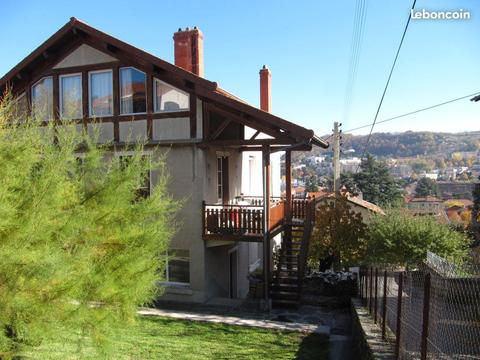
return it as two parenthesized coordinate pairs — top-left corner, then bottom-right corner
(333, 122), (341, 192)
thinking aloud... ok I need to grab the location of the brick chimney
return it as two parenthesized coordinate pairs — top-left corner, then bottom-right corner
(259, 65), (271, 112)
(173, 27), (204, 77)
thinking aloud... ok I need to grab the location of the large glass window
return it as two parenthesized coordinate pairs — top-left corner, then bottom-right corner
(89, 70), (113, 117)
(60, 74), (82, 119)
(31, 77), (53, 121)
(164, 249), (190, 284)
(153, 78), (189, 113)
(12, 92), (28, 122)
(120, 67), (146, 114)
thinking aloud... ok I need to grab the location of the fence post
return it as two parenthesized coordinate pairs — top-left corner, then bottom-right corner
(382, 269), (387, 339)
(374, 268), (378, 324)
(369, 267), (373, 314)
(395, 272), (404, 360)
(363, 268), (368, 306)
(420, 273), (431, 360)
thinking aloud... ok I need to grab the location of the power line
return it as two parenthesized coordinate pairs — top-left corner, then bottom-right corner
(344, 91), (480, 133)
(356, 0), (417, 170)
(343, 0), (368, 127)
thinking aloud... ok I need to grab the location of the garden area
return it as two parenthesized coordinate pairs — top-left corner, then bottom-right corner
(22, 316), (329, 359)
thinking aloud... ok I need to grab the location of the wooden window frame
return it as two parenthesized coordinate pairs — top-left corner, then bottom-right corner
(59, 72), (83, 120)
(119, 66), (147, 116)
(153, 77), (190, 114)
(88, 69), (113, 118)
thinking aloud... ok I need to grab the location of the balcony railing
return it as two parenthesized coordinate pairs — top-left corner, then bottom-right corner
(202, 198), (285, 240)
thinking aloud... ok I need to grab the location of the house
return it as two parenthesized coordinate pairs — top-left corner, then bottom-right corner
(316, 192), (384, 223)
(406, 196), (449, 223)
(0, 18), (328, 307)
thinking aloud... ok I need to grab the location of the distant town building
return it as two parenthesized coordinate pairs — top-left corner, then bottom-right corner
(339, 157), (361, 173)
(390, 164), (412, 178)
(407, 196), (447, 222)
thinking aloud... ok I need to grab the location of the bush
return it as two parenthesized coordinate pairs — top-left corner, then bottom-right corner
(365, 209), (468, 266)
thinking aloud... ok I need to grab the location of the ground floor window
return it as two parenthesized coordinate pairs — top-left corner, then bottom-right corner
(164, 249), (190, 285)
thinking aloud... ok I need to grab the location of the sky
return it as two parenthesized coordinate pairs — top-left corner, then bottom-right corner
(0, 0), (479, 137)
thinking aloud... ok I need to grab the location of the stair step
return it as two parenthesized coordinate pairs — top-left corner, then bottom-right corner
(270, 291), (300, 299)
(276, 274), (299, 280)
(271, 283), (299, 289)
(272, 299), (299, 308)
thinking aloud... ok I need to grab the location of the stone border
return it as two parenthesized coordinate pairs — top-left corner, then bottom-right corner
(351, 298), (396, 360)
(138, 307), (330, 335)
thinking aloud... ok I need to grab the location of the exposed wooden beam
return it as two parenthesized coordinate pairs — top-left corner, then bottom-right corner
(204, 102), (296, 142)
(250, 130), (261, 140)
(209, 118), (231, 140)
(205, 138), (293, 147)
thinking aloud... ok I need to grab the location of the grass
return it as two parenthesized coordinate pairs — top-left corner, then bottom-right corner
(23, 316), (329, 359)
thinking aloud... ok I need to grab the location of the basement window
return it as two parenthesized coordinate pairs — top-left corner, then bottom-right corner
(120, 67), (146, 115)
(31, 77), (53, 121)
(163, 249), (190, 285)
(153, 78), (189, 113)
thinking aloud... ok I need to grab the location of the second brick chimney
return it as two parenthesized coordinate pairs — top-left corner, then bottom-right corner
(173, 27), (204, 77)
(259, 65), (271, 112)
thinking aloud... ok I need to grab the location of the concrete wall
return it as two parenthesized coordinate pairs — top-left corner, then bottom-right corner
(154, 146), (208, 302)
(153, 117), (190, 141)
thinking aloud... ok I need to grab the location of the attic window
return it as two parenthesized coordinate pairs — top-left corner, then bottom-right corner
(59, 73), (82, 119)
(89, 70), (113, 117)
(31, 77), (53, 121)
(120, 67), (146, 115)
(153, 78), (189, 113)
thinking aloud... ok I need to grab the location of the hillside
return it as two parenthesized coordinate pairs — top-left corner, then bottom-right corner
(310, 131), (480, 159)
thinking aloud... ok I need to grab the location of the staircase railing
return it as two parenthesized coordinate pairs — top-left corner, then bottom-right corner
(297, 196), (316, 288)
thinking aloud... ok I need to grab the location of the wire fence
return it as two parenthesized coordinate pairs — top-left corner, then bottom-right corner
(359, 252), (480, 360)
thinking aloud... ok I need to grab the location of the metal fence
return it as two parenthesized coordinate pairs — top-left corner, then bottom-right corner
(359, 253), (480, 360)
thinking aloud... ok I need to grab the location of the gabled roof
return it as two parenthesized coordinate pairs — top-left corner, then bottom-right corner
(0, 17), (328, 149)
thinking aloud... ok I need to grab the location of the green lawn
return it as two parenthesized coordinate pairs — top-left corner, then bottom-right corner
(23, 316), (329, 359)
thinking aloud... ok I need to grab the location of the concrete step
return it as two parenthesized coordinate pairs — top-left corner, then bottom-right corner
(272, 299), (299, 308)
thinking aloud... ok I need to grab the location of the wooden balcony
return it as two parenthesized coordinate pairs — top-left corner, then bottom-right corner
(202, 196), (313, 242)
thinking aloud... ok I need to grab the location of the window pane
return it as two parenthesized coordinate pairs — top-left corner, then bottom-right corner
(120, 68), (146, 114)
(32, 77), (53, 121)
(154, 79), (189, 112)
(89, 71), (113, 117)
(60, 74), (82, 119)
(168, 249), (190, 284)
(12, 93), (28, 122)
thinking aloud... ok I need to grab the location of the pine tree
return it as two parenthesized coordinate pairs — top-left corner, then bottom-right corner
(415, 177), (439, 197)
(342, 154), (402, 206)
(0, 93), (178, 357)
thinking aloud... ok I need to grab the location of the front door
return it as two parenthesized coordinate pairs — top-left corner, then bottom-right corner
(217, 156), (229, 204)
(229, 250), (238, 298)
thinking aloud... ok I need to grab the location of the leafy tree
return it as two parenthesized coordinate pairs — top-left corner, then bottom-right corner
(415, 177), (439, 197)
(305, 172), (319, 192)
(341, 154), (402, 206)
(365, 209), (468, 266)
(0, 93), (178, 357)
(309, 195), (367, 269)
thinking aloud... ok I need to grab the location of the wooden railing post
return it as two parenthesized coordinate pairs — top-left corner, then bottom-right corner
(395, 272), (404, 360)
(382, 269), (387, 339)
(420, 273), (431, 360)
(374, 268), (378, 324)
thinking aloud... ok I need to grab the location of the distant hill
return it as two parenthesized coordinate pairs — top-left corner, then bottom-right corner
(311, 131), (480, 159)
